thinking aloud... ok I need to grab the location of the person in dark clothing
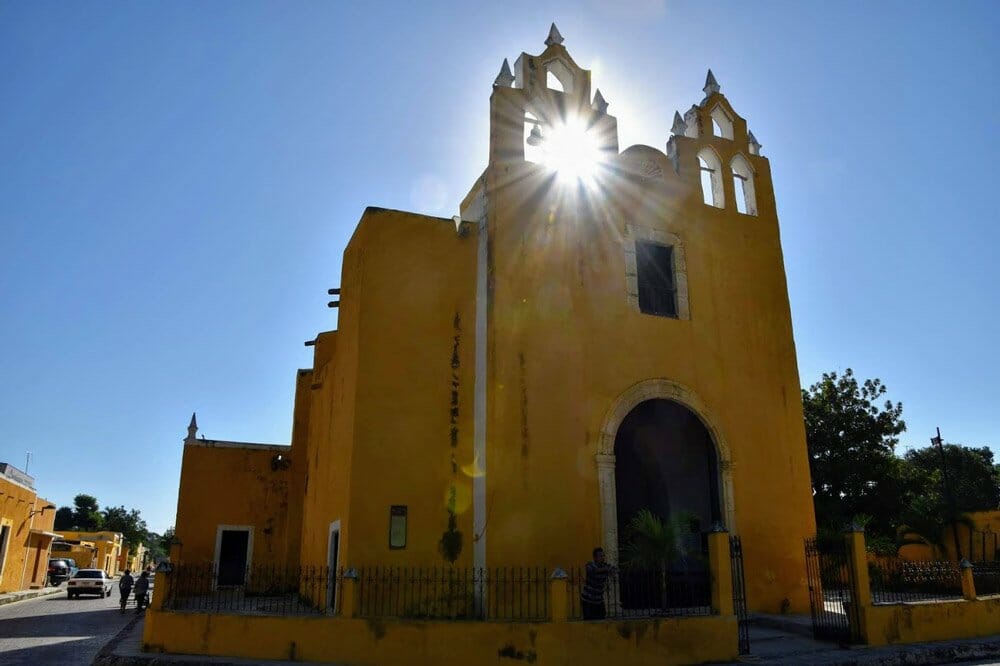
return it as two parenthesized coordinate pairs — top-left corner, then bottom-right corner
(134, 571), (151, 613)
(581, 547), (614, 620)
(118, 570), (134, 613)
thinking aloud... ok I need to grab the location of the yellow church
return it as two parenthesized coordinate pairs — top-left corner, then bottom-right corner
(168, 22), (815, 640)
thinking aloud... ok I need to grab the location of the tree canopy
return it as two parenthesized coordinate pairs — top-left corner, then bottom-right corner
(804, 368), (998, 553)
(802, 368), (906, 537)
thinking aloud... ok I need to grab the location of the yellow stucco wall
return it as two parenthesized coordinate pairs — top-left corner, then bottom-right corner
(174, 442), (299, 567)
(899, 510), (1000, 562)
(143, 609), (737, 666)
(0, 476), (56, 593)
(297, 56), (815, 613)
(863, 596), (1000, 647)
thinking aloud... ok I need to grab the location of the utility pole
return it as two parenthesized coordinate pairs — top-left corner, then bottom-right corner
(931, 427), (963, 561)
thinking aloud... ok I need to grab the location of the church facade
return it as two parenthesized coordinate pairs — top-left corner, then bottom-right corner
(172, 26), (816, 614)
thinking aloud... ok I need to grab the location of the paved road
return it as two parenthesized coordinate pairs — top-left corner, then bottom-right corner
(0, 586), (139, 665)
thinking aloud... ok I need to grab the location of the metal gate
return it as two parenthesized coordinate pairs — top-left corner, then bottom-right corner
(804, 537), (861, 643)
(730, 536), (750, 655)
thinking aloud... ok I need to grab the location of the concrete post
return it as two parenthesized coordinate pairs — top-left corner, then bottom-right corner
(150, 567), (170, 611)
(340, 568), (359, 617)
(844, 525), (871, 644)
(706, 528), (733, 616)
(550, 568), (569, 622)
(960, 559), (977, 601)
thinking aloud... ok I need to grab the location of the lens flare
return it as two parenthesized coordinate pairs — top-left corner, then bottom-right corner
(539, 118), (602, 185)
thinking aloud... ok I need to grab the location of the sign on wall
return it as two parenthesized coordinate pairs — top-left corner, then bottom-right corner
(389, 505), (407, 549)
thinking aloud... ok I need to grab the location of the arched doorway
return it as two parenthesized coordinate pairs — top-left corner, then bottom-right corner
(613, 399), (720, 561)
(595, 379), (734, 566)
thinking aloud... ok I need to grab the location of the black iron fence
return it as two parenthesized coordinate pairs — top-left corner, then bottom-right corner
(566, 565), (712, 620)
(730, 536), (750, 655)
(804, 537), (860, 643)
(164, 564), (334, 615)
(868, 559), (963, 604)
(356, 566), (549, 621)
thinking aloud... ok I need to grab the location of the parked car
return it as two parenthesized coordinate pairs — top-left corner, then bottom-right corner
(67, 569), (113, 598)
(47, 558), (79, 586)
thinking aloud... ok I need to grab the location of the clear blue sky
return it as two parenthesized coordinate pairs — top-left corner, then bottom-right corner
(2, 1), (998, 534)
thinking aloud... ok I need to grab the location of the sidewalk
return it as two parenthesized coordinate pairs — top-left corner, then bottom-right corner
(0, 586), (62, 607)
(95, 614), (1000, 666)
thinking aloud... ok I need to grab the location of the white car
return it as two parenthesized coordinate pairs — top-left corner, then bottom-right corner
(67, 569), (113, 599)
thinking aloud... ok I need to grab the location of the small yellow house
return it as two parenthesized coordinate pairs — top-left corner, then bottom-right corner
(0, 463), (58, 592)
(57, 530), (123, 576)
(169, 26), (815, 618)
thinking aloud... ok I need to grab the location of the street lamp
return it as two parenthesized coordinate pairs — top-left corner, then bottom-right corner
(932, 427), (963, 561)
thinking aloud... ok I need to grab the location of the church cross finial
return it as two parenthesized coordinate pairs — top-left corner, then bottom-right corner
(493, 58), (514, 88)
(592, 89), (608, 114)
(545, 23), (564, 47)
(703, 69), (720, 96)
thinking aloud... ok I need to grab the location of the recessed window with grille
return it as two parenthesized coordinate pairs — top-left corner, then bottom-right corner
(636, 241), (677, 318)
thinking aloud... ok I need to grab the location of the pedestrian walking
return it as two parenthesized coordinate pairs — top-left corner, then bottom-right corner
(134, 571), (151, 613)
(118, 569), (134, 613)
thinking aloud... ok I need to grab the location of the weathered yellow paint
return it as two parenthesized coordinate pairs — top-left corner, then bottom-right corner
(862, 597), (1000, 647)
(899, 510), (1000, 562)
(174, 441), (300, 567)
(143, 609), (738, 666)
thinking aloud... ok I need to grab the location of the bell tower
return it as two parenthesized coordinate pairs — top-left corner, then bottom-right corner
(485, 23), (618, 170)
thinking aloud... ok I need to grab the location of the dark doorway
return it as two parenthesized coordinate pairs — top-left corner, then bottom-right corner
(217, 529), (250, 587)
(614, 399), (720, 560)
(327, 526), (340, 610)
(0, 525), (10, 576)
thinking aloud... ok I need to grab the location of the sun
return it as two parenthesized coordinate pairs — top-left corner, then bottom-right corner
(536, 117), (603, 185)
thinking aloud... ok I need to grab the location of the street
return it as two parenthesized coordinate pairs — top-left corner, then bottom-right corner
(0, 588), (137, 665)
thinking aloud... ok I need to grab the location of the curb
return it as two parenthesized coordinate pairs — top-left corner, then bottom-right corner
(0, 586), (63, 607)
(92, 613), (146, 666)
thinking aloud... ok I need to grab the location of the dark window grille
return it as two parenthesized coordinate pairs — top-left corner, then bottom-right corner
(804, 537), (861, 643)
(636, 241), (677, 318)
(868, 559), (964, 604)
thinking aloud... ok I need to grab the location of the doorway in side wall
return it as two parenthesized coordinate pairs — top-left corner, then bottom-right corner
(215, 525), (253, 588)
(0, 524), (10, 580)
(327, 520), (341, 612)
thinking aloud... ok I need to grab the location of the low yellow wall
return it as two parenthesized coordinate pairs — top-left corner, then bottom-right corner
(143, 610), (737, 666)
(863, 596), (1000, 647)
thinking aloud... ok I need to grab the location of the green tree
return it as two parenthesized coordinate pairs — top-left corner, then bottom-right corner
(70, 494), (104, 531)
(53, 506), (74, 530)
(102, 505), (149, 550)
(902, 444), (999, 513)
(802, 369), (906, 538)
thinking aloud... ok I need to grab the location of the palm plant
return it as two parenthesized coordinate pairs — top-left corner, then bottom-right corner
(896, 494), (973, 559)
(620, 509), (699, 610)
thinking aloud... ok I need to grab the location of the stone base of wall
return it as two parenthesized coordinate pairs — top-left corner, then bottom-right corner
(143, 610), (738, 665)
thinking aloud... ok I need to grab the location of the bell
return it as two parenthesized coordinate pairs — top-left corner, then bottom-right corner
(526, 125), (544, 147)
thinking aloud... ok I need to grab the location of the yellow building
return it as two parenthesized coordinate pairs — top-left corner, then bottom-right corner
(57, 530), (123, 576)
(0, 463), (58, 593)
(170, 27), (815, 615)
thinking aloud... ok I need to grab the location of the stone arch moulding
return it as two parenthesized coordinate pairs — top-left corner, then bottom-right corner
(595, 378), (736, 565)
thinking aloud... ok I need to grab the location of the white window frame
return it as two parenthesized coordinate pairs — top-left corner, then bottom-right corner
(623, 224), (690, 320)
(213, 525), (254, 590)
